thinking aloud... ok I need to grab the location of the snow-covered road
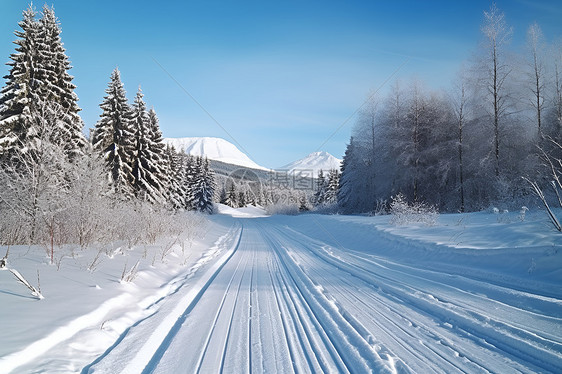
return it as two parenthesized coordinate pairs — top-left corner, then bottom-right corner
(86, 213), (562, 373)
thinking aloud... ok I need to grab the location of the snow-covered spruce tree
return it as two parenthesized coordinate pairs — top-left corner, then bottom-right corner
(147, 107), (169, 194)
(92, 68), (135, 198)
(130, 88), (166, 204)
(182, 154), (197, 209)
(226, 182), (238, 208)
(238, 190), (247, 208)
(191, 157), (216, 213)
(165, 145), (188, 210)
(324, 169), (340, 205)
(0, 5), (86, 162)
(35, 5), (86, 158)
(0, 5), (41, 160)
(218, 186), (228, 205)
(337, 137), (363, 213)
(313, 169), (327, 206)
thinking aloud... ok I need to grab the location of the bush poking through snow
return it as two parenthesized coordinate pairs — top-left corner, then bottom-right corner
(1, 248), (44, 299)
(389, 193), (438, 226)
(120, 260), (140, 283)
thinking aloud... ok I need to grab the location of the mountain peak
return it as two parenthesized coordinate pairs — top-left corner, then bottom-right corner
(163, 137), (269, 171)
(278, 151), (342, 177)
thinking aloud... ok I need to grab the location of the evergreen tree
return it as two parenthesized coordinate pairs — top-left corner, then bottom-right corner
(218, 186), (228, 205)
(313, 169), (327, 206)
(337, 137), (359, 213)
(165, 145), (188, 210)
(0, 5), (40, 159)
(183, 154), (197, 209)
(0, 5), (86, 161)
(325, 169), (340, 204)
(130, 87), (165, 204)
(92, 68), (134, 198)
(147, 107), (169, 195)
(226, 183), (238, 208)
(238, 190), (246, 208)
(35, 5), (86, 158)
(192, 157), (216, 213)
(299, 195), (310, 212)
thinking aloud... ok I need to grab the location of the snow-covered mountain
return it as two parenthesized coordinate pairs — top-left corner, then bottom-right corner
(164, 137), (269, 171)
(278, 151), (342, 178)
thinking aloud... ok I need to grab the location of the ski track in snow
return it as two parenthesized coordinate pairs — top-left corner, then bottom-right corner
(3, 212), (561, 373)
(86, 215), (562, 373)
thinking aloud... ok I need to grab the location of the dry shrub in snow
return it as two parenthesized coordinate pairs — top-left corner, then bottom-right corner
(0, 144), (208, 263)
(389, 193), (438, 226)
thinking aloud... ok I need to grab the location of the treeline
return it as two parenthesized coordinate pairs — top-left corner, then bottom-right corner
(0, 5), (214, 249)
(338, 4), (562, 214)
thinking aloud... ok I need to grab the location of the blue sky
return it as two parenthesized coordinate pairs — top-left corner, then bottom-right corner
(1, 1), (561, 167)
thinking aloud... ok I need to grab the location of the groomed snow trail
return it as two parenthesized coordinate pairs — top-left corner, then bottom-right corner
(87, 215), (562, 373)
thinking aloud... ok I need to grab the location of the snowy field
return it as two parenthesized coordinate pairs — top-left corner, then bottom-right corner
(0, 206), (561, 373)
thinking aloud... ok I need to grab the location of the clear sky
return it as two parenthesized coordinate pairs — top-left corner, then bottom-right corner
(1, 1), (561, 168)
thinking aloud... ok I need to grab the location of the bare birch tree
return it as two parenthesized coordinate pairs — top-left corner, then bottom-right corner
(481, 3), (513, 177)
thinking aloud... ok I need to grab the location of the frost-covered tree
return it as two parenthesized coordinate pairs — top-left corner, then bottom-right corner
(337, 137), (362, 213)
(92, 68), (135, 198)
(130, 88), (166, 204)
(0, 104), (74, 248)
(0, 5), (85, 161)
(324, 169), (340, 205)
(0, 5), (40, 159)
(226, 183), (238, 208)
(451, 71), (470, 212)
(313, 169), (327, 206)
(165, 145), (188, 210)
(183, 154), (197, 209)
(191, 157), (215, 213)
(34, 5), (85, 158)
(479, 3), (513, 177)
(147, 107), (169, 193)
(238, 190), (247, 208)
(526, 23), (546, 137)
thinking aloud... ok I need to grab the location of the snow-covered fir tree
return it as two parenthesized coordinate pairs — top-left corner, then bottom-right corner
(0, 5), (40, 159)
(337, 137), (358, 213)
(130, 88), (166, 204)
(191, 157), (216, 213)
(299, 195), (310, 212)
(324, 169), (340, 205)
(92, 68), (135, 198)
(218, 186), (228, 205)
(313, 169), (327, 206)
(0, 4), (85, 161)
(183, 154), (197, 209)
(165, 145), (188, 210)
(226, 183), (238, 208)
(238, 190), (247, 208)
(146, 107), (169, 193)
(35, 5), (86, 157)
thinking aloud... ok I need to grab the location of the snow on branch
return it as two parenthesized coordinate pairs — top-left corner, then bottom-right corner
(1, 249), (44, 299)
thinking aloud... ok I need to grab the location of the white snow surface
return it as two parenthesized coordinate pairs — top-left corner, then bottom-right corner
(164, 137), (269, 171)
(1, 208), (561, 373)
(278, 151), (342, 177)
